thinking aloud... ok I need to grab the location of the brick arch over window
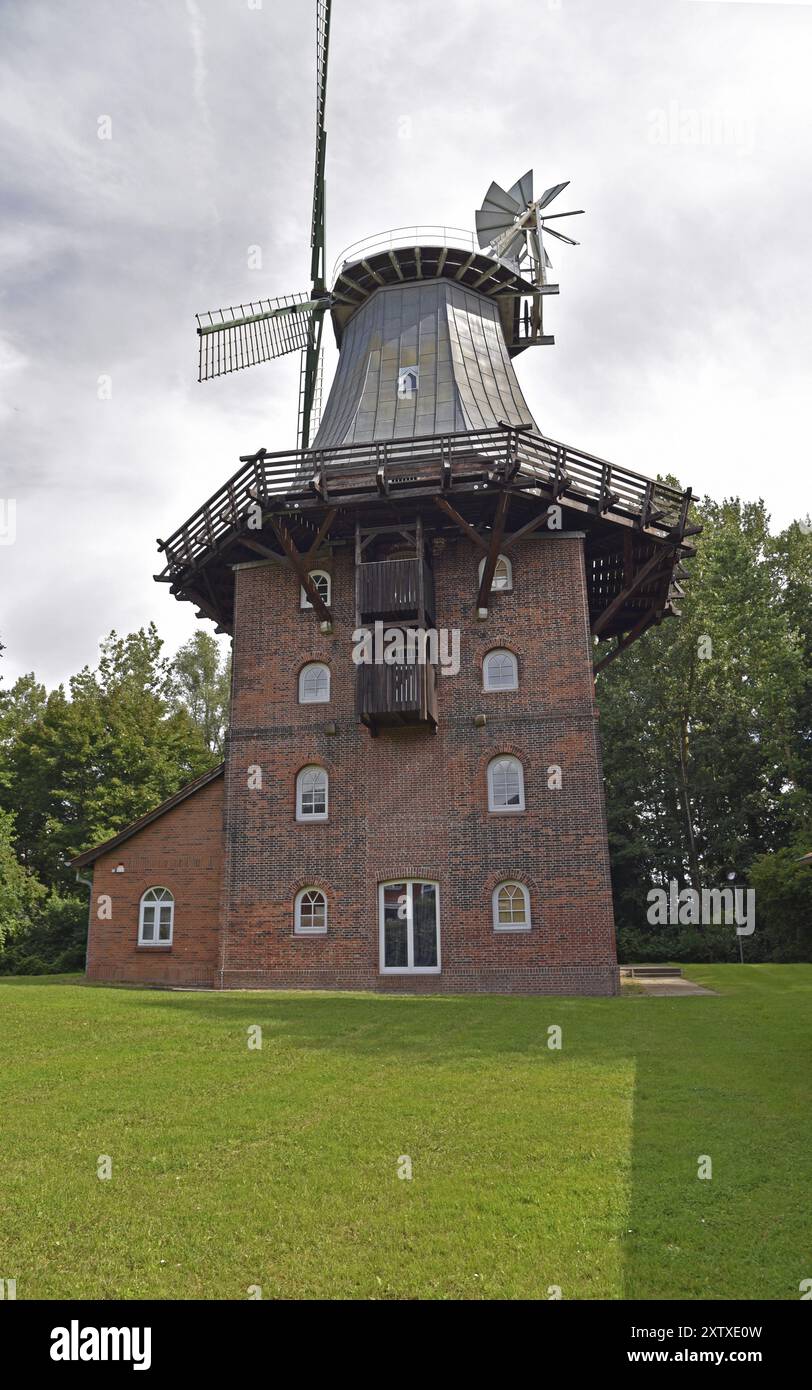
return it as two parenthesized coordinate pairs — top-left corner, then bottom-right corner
(293, 751), (337, 779)
(375, 867), (441, 886)
(483, 868), (541, 901)
(290, 873), (333, 894)
(298, 652), (335, 667)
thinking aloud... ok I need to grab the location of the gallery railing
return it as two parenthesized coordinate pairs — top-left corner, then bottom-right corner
(157, 425), (691, 581)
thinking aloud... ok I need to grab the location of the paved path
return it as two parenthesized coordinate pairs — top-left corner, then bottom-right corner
(625, 975), (717, 997)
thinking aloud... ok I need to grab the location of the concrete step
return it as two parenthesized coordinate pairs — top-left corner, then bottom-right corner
(621, 966), (683, 979)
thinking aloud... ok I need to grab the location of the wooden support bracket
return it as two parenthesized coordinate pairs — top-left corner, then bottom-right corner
(433, 497), (490, 553)
(305, 507), (338, 561)
(503, 508), (555, 552)
(269, 516), (332, 625)
(476, 490), (511, 613)
(593, 609), (659, 675)
(591, 547), (673, 638)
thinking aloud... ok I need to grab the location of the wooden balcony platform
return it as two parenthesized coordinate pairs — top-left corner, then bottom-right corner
(356, 659), (438, 731)
(358, 557), (435, 623)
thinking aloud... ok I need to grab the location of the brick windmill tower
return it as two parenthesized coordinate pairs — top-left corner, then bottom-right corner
(74, 0), (696, 994)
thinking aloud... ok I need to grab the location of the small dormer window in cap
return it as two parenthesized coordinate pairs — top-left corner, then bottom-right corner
(398, 366), (419, 399)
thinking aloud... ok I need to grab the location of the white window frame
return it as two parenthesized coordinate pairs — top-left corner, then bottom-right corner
(298, 662), (331, 704)
(378, 879), (441, 975)
(478, 554), (513, 592)
(138, 886), (174, 946)
(296, 765), (329, 822)
(492, 882), (532, 932)
(487, 756), (526, 814)
(294, 888), (328, 935)
(483, 648), (518, 692)
(300, 570), (331, 609)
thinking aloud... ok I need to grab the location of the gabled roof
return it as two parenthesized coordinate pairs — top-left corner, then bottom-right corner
(70, 763), (224, 868)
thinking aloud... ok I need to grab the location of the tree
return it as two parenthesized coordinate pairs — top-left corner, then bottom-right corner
(0, 673), (48, 790)
(748, 840), (812, 962)
(768, 519), (812, 832)
(171, 631), (231, 756)
(0, 808), (45, 946)
(597, 494), (808, 949)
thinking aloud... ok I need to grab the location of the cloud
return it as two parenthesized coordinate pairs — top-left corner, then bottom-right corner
(0, 0), (810, 688)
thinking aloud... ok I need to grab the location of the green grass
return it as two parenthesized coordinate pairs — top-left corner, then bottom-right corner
(0, 966), (809, 1300)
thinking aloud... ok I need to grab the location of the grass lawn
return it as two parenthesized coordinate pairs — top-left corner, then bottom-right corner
(0, 965), (809, 1300)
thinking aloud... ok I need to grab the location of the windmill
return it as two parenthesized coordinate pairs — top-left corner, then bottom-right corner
(475, 170), (584, 288)
(195, 0), (334, 450)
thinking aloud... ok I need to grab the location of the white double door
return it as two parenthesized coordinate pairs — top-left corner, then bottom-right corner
(379, 880), (440, 974)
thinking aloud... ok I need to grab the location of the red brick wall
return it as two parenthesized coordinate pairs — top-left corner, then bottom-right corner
(220, 534), (618, 995)
(85, 775), (224, 988)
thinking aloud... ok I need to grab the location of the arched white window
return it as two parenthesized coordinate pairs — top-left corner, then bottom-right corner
(492, 882), (531, 931)
(478, 554), (513, 592)
(299, 662), (330, 703)
(483, 648), (518, 692)
(296, 765), (329, 821)
(138, 887), (174, 946)
(487, 756), (525, 813)
(295, 888), (328, 935)
(300, 570), (331, 609)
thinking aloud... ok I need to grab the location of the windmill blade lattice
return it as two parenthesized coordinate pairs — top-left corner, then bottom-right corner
(300, 0), (333, 448)
(311, 0), (331, 287)
(196, 294), (323, 383)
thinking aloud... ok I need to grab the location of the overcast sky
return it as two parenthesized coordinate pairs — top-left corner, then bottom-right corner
(2, 0), (810, 690)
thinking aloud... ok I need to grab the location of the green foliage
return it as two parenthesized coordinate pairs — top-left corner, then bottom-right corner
(748, 840), (812, 962)
(0, 808), (46, 947)
(616, 924), (738, 965)
(170, 630), (231, 756)
(598, 497), (811, 960)
(0, 891), (87, 975)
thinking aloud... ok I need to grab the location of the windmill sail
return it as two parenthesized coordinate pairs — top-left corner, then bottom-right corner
(297, 311), (325, 449)
(311, 0), (331, 289)
(298, 0), (332, 448)
(196, 294), (322, 382)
